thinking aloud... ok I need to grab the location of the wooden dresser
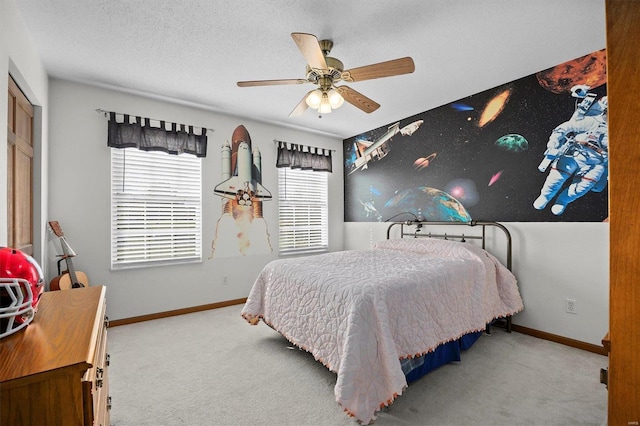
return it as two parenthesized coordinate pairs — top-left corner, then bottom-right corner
(0, 285), (110, 425)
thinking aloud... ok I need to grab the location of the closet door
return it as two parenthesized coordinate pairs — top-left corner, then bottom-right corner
(606, 0), (640, 421)
(7, 75), (34, 255)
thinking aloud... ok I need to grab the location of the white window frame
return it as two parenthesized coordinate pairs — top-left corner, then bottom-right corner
(110, 148), (202, 269)
(278, 167), (328, 256)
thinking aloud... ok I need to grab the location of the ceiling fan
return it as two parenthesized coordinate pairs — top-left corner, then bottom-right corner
(237, 32), (415, 117)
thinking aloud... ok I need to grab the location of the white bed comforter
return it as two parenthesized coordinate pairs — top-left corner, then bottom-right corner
(241, 238), (523, 424)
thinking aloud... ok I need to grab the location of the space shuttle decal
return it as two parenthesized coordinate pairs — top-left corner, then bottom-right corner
(349, 120), (423, 175)
(214, 125), (272, 203)
(211, 125), (273, 258)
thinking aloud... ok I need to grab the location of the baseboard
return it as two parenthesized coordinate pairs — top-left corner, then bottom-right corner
(108, 298), (247, 327)
(512, 324), (608, 356)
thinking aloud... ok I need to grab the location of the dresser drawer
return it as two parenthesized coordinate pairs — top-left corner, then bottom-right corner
(83, 302), (111, 425)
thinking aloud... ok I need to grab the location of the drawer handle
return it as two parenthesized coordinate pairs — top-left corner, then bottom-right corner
(600, 368), (608, 387)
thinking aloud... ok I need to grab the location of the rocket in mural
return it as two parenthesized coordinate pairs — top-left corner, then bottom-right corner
(214, 125), (272, 204)
(211, 125), (272, 257)
(348, 120), (423, 175)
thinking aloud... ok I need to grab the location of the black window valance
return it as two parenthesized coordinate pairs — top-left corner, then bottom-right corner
(107, 111), (208, 157)
(275, 140), (332, 172)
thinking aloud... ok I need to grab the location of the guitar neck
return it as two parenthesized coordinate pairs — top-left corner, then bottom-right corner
(65, 256), (80, 285)
(60, 237), (80, 285)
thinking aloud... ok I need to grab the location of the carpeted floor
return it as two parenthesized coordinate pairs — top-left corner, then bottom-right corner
(108, 304), (608, 426)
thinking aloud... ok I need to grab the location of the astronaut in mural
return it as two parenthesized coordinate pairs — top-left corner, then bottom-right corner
(533, 95), (608, 215)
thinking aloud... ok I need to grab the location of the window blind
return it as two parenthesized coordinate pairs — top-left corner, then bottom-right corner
(111, 148), (202, 268)
(278, 168), (328, 255)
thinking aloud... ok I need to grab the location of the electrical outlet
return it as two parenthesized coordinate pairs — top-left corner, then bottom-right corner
(222, 275), (228, 285)
(566, 298), (577, 314)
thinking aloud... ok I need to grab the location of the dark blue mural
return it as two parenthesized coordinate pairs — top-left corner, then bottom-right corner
(344, 49), (608, 223)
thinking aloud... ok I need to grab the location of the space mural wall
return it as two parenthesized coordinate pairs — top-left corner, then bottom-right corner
(343, 49), (608, 223)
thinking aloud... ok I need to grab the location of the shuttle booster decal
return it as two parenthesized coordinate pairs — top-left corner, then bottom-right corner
(214, 125), (272, 204)
(211, 125), (273, 258)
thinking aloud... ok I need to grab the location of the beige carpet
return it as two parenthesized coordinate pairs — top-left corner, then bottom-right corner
(107, 304), (608, 425)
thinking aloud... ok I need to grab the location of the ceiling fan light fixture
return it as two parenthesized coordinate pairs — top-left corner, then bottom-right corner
(319, 92), (332, 114)
(327, 89), (344, 109)
(305, 89), (323, 109)
(238, 33), (415, 117)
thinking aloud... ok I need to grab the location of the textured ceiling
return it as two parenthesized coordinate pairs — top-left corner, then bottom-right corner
(15, 0), (606, 139)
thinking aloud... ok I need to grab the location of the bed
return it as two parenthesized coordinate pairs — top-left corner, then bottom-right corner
(241, 220), (523, 424)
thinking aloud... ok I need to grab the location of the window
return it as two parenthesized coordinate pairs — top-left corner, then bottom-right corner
(111, 148), (202, 268)
(278, 167), (328, 255)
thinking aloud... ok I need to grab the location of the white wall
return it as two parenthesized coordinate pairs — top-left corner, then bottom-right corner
(46, 79), (343, 321)
(0, 0), (49, 265)
(344, 221), (609, 346)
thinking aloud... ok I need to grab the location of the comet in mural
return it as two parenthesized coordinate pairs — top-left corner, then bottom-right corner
(488, 171), (503, 186)
(478, 88), (511, 127)
(348, 120), (424, 175)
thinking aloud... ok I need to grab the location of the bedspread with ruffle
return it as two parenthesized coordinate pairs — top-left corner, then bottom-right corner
(242, 239), (523, 424)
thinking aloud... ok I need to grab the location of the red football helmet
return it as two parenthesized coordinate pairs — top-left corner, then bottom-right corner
(0, 247), (44, 338)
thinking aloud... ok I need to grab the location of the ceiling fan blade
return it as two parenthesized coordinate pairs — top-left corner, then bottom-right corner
(336, 86), (380, 114)
(291, 32), (328, 71)
(289, 91), (314, 117)
(342, 57), (415, 82)
(237, 78), (308, 87)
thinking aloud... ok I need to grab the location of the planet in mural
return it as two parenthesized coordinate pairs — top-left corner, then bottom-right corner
(495, 133), (529, 152)
(384, 187), (472, 222)
(413, 152), (437, 170)
(536, 49), (607, 94)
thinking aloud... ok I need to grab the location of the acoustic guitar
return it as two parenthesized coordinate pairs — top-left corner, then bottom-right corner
(49, 221), (89, 290)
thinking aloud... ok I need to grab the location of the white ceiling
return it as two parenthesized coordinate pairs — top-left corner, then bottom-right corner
(15, 0), (606, 139)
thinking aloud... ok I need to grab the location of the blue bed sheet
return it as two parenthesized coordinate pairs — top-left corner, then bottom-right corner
(403, 330), (483, 383)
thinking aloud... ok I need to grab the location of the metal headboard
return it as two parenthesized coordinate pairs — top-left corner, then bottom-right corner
(386, 220), (515, 333)
(386, 220), (512, 271)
